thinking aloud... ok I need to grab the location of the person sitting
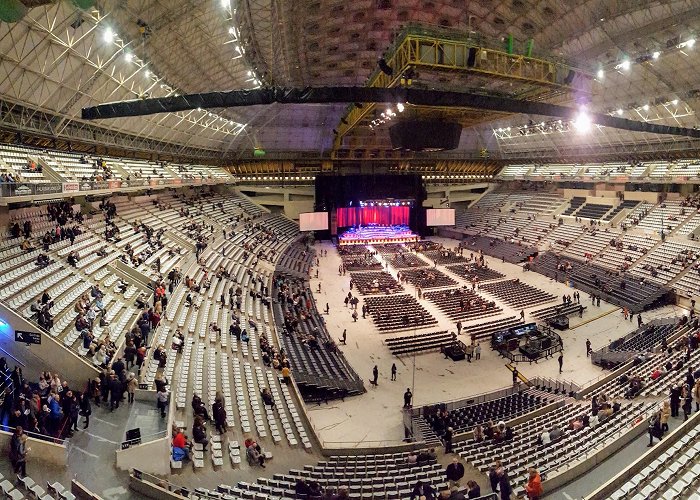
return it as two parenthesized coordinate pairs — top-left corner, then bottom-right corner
(171, 430), (189, 461)
(191, 416), (208, 451)
(246, 441), (265, 468)
(466, 480), (481, 499)
(260, 388), (275, 408)
(191, 394), (210, 420)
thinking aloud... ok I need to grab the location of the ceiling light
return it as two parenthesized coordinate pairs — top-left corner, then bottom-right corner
(642, 104), (649, 111)
(652, 51), (660, 59)
(573, 111), (591, 133)
(596, 69), (604, 79)
(124, 52), (133, 62)
(145, 70), (151, 77)
(103, 28), (114, 43)
(221, 0), (230, 7)
(229, 27), (236, 35)
(247, 70), (252, 77)
(620, 59), (631, 70)
(397, 103), (404, 112)
(616, 108), (623, 115)
(197, 107), (202, 111)
(672, 99), (679, 105)
(688, 38), (696, 47)
(386, 108), (393, 115)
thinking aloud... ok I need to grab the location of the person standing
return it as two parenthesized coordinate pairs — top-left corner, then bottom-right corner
(647, 410), (663, 447)
(79, 392), (91, 429)
(403, 388), (412, 408)
(456, 321), (462, 336)
(670, 384), (681, 417)
(391, 363), (397, 381)
(512, 367), (519, 385)
(213, 397), (228, 434)
(637, 314), (643, 327)
(157, 386), (168, 418)
(126, 373), (138, 404)
(558, 353), (563, 373)
(520, 309), (525, 321)
(475, 343), (481, 360)
(9, 427), (28, 477)
(586, 339), (592, 357)
(339, 329), (347, 345)
(445, 457), (465, 489)
(524, 468), (543, 500)
(443, 426), (453, 454)
(371, 365), (379, 386)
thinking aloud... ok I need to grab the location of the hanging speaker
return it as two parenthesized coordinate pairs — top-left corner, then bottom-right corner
(467, 47), (477, 67)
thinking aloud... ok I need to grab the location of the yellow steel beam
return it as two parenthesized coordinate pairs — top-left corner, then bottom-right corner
(334, 32), (588, 150)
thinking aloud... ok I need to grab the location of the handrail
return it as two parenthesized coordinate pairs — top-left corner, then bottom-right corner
(0, 346), (26, 367)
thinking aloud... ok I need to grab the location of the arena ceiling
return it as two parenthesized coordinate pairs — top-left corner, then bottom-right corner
(2, 0), (700, 161)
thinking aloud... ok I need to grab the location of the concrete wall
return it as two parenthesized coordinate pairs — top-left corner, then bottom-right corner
(0, 302), (99, 383)
(115, 435), (170, 475)
(237, 186), (313, 220)
(128, 473), (187, 500)
(0, 429), (66, 467)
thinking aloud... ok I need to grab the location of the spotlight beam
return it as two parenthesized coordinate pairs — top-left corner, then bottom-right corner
(81, 87), (700, 138)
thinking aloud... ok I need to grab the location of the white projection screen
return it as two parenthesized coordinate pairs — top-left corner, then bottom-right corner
(426, 208), (456, 226)
(299, 212), (329, 231)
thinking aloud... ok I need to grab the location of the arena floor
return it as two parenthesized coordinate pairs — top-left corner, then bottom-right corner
(305, 237), (685, 445)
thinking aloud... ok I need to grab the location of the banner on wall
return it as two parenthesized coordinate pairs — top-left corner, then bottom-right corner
(62, 182), (79, 193)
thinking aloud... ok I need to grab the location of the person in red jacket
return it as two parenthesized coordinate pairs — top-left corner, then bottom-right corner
(524, 467), (543, 500)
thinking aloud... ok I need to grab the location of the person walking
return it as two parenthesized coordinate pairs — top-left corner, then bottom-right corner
(512, 367), (519, 385)
(213, 397), (228, 434)
(586, 339), (592, 357)
(637, 314), (643, 327)
(391, 363), (397, 381)
(456, 321), (462, 336)
(558, 353), (564, 373)
(371, 365), (379, 386)
(339, 329), (347, 345)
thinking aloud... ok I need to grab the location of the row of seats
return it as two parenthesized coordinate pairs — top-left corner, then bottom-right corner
(479, 279), (556, 310)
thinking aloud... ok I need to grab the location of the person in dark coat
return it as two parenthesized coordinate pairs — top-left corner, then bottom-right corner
(212, 397), (227, 434)
(670, 384), (682, 417)
(410, 480), (436, 500)
(444, 426), (454, 454)
(109, 374), (122, 411)
(648, 410), (663, 447)
(446, 457), (465, 488)
(79, 392), (92, 429)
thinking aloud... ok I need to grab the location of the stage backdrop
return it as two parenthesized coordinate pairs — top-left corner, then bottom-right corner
(337, 206), (409, 227)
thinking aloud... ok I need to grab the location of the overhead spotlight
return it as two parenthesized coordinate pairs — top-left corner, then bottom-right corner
(616, 108), (623, 115)
(642, 104), (649, 111)
(688, 38), (696, 47)
(397, 103), (404, 112)
(672, 99), (679, 105)
(229, 27), (236, 35)
(596, 69), (604, 79)
(620, 59), (631, 70)
(221, 0), (230, 7)
(378, 58), (393, 76)
(144, 70), (151, 77)
(197, 107), (202, 111)
(103, 27), (115, 43)
(573, 111), (592, 133)
(124, 52), (133, 62)
(652, 51), (660, 59)
(386, 108), (393, 115)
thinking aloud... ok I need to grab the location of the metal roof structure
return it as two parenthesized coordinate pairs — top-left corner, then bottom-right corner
(2, 0), (700, 161)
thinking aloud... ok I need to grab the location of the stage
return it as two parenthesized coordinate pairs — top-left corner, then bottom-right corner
(338, 224), (419, 246)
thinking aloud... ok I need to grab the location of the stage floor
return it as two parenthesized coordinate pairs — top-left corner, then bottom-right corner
(338, 224), (418, 246)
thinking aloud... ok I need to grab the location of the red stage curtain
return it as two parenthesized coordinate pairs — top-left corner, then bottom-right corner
(337, 206), (409, 226)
